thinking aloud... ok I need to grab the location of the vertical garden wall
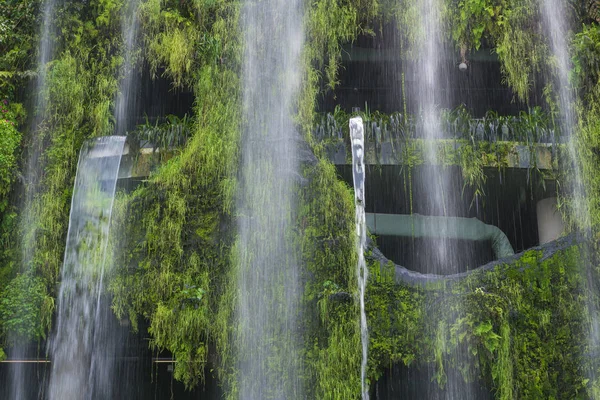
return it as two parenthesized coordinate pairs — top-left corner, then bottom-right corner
(1, 0), (600, 398)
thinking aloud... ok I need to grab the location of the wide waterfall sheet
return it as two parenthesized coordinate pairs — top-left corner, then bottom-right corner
(48, 136), (125, 400)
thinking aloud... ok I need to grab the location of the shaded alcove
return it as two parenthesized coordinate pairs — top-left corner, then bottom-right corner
(318, 22), (546, 117)
(336, 164), (552, 274)
(118, 64), (195, 135)
(372, 362), (493, 400)
(0, 319), (223, 400)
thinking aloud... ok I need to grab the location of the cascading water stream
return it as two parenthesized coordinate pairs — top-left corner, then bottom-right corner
(410, 0), (477, 397)
(416, 0), (449, 226)
(21, 0), (60, 266)
(47, 137), (125, 399)
(539, 0), (598, 390)
(48, 0), (140, 395)
(539, 1), (581, 208)
(350, 117), (369, 399)
(10, 0), (60, 397)
(236, 0), (305, 398)
(115, 0), (141, 136)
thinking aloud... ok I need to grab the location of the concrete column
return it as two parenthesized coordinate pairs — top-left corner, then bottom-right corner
(537, 197), (564, 244)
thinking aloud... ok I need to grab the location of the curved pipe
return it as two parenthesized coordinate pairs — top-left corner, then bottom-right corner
(366, 213), (515, 259)
(367, 234), (578, 288)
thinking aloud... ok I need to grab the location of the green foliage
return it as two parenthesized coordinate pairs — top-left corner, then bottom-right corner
(139, 0), (236, 88)
(111, 55), (241, 392)
(490, 0), (546, 102)
(0, 273), (54, 345)
(26, 53), (90, 286)
(448, 0), (499, 51)
(0, 0), (37, 98)
(2, 0), (597, 398)
(0, 100), (23, 212)
(367, 244), (589, 399)
(576, 96), (600, 235)
(0, 98), (24, 302)
(299, 160), (360, 399)
(367, 260), (423, 375)
(108, 1), (381, 394)
(572, 24), (600, 100)
(318, 104), (558, 143)
(571, 24), (600, 235)
(127, 114), (193, 158)
(300, 0), (379, 135)
(7, 0), (125, 344)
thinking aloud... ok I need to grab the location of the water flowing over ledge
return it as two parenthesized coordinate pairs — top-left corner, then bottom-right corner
(48, 137), (125, 400)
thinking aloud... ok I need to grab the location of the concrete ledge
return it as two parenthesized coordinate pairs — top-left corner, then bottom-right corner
(324, 139), (558, 170)
(367, 234), (580, 288)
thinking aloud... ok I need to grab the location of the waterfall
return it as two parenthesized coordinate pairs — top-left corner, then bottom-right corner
(236, 0), (305, 397)
(21, 0), (60, 266)
(47, 136), (125, 399)
(10, 0), (60, 397)
(350, 117), (369, 399)
(415, 0), (450, 235)
(115, 0), (141, 135)
(407, 0), (477, 397)
(539, 0), (598, 391)
(539, 2), (587, 227)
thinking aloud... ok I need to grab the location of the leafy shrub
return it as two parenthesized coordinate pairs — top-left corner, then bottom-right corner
(0, 99), (22, 213)
(0, 274), (54, 345)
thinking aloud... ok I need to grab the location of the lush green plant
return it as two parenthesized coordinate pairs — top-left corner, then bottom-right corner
(317, 105), (558, 143)
(367, 244), (589, 398)
(447, 0), (499, 51)
(0, 98), (24, 302)
(0, 0), (37, 98)
(0, 100), (23, 213)
(0, 273), (53, 345)
(572, 23), (600, 100)
(1, 0), (598, 398)
(127, 114), (193, 156)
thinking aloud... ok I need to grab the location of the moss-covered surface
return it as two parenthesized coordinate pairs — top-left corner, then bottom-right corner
(0, 0), (599, 399)
(368, 241), (591, 398)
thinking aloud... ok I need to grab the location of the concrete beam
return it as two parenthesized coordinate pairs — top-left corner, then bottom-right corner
(324, 139), (558, 170)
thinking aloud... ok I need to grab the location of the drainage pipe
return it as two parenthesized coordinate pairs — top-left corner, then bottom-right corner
(366, 213), (515, 259)
(366, 234), (578, 287)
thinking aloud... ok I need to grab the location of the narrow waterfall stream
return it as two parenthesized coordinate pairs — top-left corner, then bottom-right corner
(350, 117), (369, 399)
(20, 0), (60, 286)
(21, 0), (61, 266)
(415, 0), (451, 266)
(410, 0), (477, 396)
(22, 0), (58, 226)
(237, 0), (305, 398)
(539, 0), (599, 391)
(48, 137), (125, 399)
(114, 0), (141, 136)
(540, 0), (583, 218)
(10, 0), (60, 397)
